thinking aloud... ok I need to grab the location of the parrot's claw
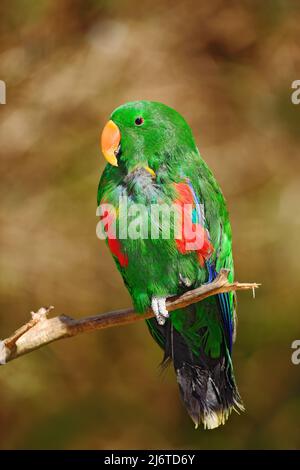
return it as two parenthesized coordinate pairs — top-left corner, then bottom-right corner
(151, 297), (169, 325)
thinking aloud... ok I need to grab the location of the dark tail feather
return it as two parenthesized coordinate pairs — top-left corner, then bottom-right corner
(176, 360), (244, 429)
(164, 320), (244, 430)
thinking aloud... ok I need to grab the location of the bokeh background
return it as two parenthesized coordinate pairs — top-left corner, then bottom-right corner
(0, 0), (300, 450)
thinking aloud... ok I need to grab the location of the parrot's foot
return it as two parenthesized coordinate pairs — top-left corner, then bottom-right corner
(151, 297), (169, 325)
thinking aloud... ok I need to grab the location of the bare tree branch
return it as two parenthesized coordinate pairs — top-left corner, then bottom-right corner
(0, 269), (260, 365)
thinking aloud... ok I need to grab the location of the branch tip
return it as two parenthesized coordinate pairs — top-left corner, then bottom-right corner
(31, 305), (54, 321)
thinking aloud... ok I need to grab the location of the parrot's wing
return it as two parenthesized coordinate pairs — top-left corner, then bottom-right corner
(212, 265), (235, 352)
(173, 178), (235, 352)
(97, 168), (129, 270)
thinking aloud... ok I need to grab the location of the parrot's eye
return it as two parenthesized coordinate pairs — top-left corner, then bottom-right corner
(135, 117), (144, 126)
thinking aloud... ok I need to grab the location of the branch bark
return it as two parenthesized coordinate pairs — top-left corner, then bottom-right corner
(0, 269), (259, 365)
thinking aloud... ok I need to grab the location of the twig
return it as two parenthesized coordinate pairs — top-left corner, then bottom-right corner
(0, 269), (260, 365)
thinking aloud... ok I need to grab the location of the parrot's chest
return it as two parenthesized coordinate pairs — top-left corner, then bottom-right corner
(116, 182), (176, 260)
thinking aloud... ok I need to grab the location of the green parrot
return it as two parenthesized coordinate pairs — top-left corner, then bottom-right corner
(97, 101), (244, 429)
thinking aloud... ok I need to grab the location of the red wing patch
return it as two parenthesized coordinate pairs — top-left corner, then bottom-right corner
(100, 206), (128, 268)
(174, 182), (214, 266)
(107, 237), (128, 267)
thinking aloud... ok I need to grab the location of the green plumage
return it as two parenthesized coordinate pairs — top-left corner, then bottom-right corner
(98, 101), (243, 429)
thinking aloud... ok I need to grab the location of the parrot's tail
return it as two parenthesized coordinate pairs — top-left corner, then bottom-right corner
(162, 320), (244, 430)
(175, 360), (244, 430)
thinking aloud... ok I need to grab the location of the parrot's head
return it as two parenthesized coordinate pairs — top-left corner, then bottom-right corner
(100, 101), (198, 180)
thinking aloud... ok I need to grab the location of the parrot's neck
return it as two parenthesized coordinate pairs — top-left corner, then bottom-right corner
(122, 167), (160, 202)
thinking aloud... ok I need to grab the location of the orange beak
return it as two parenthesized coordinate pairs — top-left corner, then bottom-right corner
(101, 120), (121, 167)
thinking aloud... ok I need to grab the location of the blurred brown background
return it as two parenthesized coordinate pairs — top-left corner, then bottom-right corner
(0, 0), (300, 450)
